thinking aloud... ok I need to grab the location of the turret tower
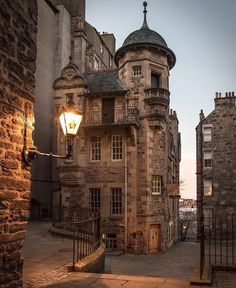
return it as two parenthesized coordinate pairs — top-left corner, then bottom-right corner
(113, 2), (180, 253)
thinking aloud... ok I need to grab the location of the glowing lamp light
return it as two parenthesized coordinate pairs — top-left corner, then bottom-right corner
(22, 107), (83, 166)
(59, 111), (83, 137)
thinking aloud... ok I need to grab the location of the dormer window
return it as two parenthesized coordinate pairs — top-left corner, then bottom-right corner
(133, 65), (142, 77)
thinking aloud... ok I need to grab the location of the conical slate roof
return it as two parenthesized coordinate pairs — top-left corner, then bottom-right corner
(122, 28), (168, 48)
(114, 2), (176, 69)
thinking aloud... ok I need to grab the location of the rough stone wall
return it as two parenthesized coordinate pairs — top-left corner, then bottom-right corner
(196, 94), (236, 217)
(0, 1), (37, 287)
(116, 47), (179, 253)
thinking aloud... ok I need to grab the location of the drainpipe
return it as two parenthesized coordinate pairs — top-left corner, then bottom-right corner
(124, 135), (128, 253)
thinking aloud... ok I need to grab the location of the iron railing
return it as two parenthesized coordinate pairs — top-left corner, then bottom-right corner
(203, 213), (236, 267)
(144, 88), (170, 104)
(83, 106), (138, 126)
(200, 212), (236, 278)
(72, 212), (100, 267)
(52, 207), (101, 268)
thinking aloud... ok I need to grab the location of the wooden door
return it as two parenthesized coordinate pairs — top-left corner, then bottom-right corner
(149, 224), (161, 253)
(102, 98), (114, 124)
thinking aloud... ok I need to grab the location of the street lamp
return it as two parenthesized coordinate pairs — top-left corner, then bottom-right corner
(22, 105), (82, 166)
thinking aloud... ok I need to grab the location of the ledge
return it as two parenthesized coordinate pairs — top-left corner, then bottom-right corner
(68, 242), (106, 273)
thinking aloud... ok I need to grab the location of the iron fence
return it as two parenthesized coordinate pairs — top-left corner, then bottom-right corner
(52, 207), (101, 268)
(83, 106), (138, 126)
(200, 213), (236, 276)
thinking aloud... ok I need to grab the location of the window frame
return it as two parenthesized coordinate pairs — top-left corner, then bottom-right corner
(111, 135), (123, 161)
(89, 188), (101, 212)
(202, 125), (212, 142)
(151, 72), (161, 89)
(110, 188), (122, 216)
(104, 233), (117, 250)
(204, 178), (213, 196)
(151, 175), (162, 195)
(203, 150), (212, 168)
(133, 65), (142, 77)
(90, 136), (101, 162)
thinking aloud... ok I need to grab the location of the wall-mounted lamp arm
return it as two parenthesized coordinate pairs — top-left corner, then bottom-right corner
(22, 143), (73, 166)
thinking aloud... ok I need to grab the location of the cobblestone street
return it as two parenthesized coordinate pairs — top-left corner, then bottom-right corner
(22, 221), (73, 287)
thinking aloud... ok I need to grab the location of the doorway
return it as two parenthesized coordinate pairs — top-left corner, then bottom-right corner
(149, 224), (161, 253)
(102, 98), (115, 124)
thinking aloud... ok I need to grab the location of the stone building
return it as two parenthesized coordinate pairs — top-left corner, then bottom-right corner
(31, 0), (116, 216)
(196, 92), (236, 221)
(0, 1), (37, 287)
(54, 2), (181, 254)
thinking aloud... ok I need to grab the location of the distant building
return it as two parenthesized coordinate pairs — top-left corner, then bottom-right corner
(179, 198), (196, 208)
(54, 2), (181, 254)
(196, 91), (236, 221)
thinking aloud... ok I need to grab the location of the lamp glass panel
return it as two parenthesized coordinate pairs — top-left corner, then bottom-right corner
(59, 112), (82, 136)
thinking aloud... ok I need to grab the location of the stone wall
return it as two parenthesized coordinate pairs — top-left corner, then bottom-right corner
(31, 0), (71, 212)
(196, 93), (236, 217)
(0, 1), (37, 287)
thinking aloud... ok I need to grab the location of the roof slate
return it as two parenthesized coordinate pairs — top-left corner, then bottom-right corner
(123, 27), (168, 48)
(84, 70), (128, 95)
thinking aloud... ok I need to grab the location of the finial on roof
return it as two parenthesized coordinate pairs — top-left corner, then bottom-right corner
(141, 1), (149, 29)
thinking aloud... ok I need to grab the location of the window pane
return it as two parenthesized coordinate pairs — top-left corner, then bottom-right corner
(133, 66), (142, 76)
(112, 135), (122, 160)
(89, 188), (100, 211)
(203, 127), (212, 142)
(111, 188), (122, 216)
(152, 175), (162, 194)
(105, 234), (117, 250)
(204, 179), (212, 196)
(151, 73), (160, 88)
(91, 136), (101, 161)
(204, 151), (212, 168)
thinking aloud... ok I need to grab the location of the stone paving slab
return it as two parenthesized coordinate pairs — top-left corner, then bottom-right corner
(105, 242), (199, 280)
(33, 272), (201, 288)
(23, 222), (236, 288)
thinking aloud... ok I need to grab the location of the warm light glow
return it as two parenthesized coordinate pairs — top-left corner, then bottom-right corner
(59, 111), (82, 136)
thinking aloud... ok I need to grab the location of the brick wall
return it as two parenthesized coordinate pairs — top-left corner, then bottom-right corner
(0, 1), (37, 287)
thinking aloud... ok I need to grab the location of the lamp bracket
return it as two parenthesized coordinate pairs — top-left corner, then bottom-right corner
(22, 142), (74, 167)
